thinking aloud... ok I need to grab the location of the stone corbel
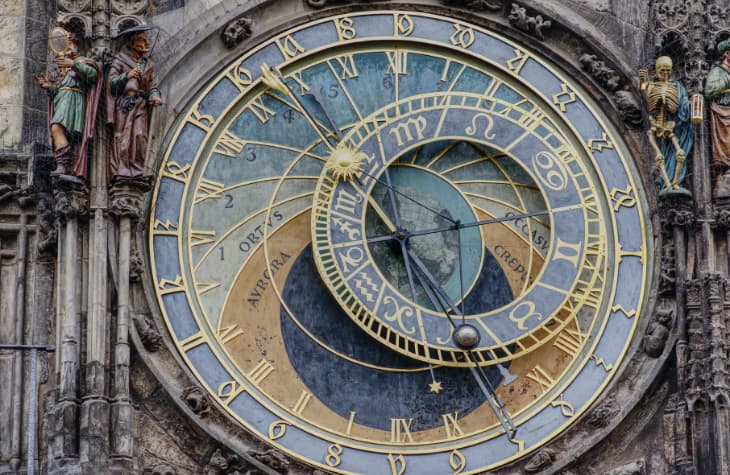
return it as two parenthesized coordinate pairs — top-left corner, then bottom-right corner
(53, 179), (89, 221)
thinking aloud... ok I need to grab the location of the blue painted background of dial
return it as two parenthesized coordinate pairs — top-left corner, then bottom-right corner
(280, 244), (512, 431)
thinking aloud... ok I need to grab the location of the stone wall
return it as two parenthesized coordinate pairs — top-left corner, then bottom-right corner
(0, 0), (28, 149)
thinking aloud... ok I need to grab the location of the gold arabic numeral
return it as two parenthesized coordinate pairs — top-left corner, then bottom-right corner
(195, 178), (225, 204)
(506, 48), (529, 74)
(449, 23), (476, 49)
(390, 418), (414, 443)
(388, 115), (428, 146)
(325, 443), (343, 468)
(290, 72), (310, 95)
(190, 229), (216, 248)
(553, 320), (584, 358)
(246, 96), (276, 124)
(248, 359), (275, 385)
(217, 379), (245, 406)
(393, 14), (415, 37)
(610, 186), (636, 212)
(276, 34), (305, 60)
(158, 275), (184, 295)
(441, 412), (464, 440)
(161, 161), (191, 183)
(189, 107), (215, 132)
(334, 54), (360, 80)
(268, 420), (290, 440)
(152, 219), (178, 236)
(551, 393), (576, 418)
(227, 63), (253, 92)
(218, 324), (245, 345)
(532, 151), (568, 191)
(552, 237), (582, 267)
(195, 282), (221, 296)
(214, 131), (246, 158)
(179, 331), (206, 352)
(291, 390), (313, 416)
(526, 364), (555, 393)
(386, 51), (409, 76)
(552, 83), (577, 112)
(335, 17), (357, 41)
(449, 449), (467, 474)
(509, 301), (542, 330)
(387, 453), (407, 475)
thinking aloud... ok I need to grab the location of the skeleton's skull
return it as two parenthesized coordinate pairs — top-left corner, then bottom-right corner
(655, 56), (673, 81)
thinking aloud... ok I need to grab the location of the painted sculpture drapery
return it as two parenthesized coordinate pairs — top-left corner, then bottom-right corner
(640, 56), (693, 192)
(106, 29), (162, 182)
(35, 30), (102, 178)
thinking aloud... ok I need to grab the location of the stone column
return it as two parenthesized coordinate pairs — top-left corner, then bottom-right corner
(109, 179), (150, 474)
(51, 179), (89, 467)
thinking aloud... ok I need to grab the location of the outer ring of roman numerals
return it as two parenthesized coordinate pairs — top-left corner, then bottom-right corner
(312, 91), (605, 368)
(149, 10), (648, 475)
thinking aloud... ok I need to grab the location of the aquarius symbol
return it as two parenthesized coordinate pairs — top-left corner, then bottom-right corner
(354, 272), (379, 303)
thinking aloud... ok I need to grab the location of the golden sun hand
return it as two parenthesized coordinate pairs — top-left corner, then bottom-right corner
(324, 144), (367, 182)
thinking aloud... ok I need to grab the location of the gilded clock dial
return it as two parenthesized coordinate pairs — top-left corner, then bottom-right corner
(149, 11), (649, 474)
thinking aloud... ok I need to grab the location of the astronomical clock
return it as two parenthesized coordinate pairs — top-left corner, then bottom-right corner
(148, 10), (649, 474)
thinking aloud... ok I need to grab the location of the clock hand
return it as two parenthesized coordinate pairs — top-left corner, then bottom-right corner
(304, 86), (344, 141)
(262, 67), (400, 234)
(367, 209), (550, 243)
(261, 65), (336, 150)
(359, 168), (456, 226)
(404, 247), (518, 438)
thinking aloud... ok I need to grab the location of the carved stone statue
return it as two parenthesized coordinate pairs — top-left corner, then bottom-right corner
(35, 27), (102, 178)
(705, 39), (730, 196)
(640, 56), (693, 193)
(106, 26), (162, 182)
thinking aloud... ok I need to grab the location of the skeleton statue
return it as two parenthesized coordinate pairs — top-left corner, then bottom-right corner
(640, 56), (693, 192)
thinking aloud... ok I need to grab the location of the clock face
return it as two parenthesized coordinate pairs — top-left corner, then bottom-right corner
(149, 11), (649, 474)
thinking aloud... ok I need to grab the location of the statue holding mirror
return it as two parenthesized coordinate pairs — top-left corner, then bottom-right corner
(34, 25), (102, 178)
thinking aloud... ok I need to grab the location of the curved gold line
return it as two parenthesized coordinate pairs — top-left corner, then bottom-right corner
(148, 13), (648, 470)
(193, 192), (314, 272)
(440, 153), (509, 175)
